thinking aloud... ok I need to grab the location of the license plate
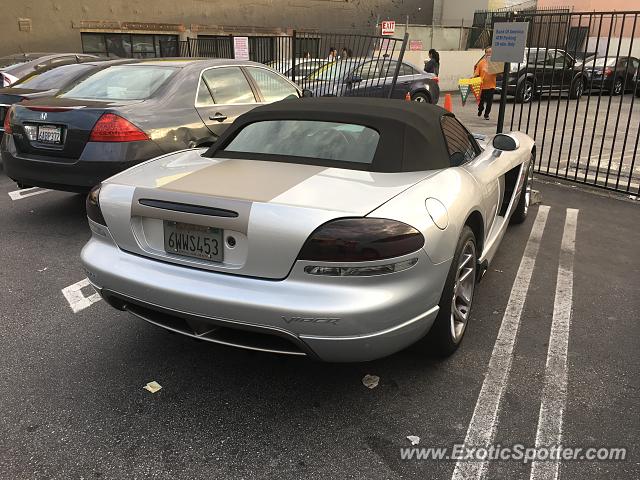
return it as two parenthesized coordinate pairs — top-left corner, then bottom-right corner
(164, 221), (223, 262)
(37, 125), (62, 144)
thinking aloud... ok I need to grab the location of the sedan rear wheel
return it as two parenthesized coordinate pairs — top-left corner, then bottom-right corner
(412, 92), (431, 103)
(517, 79), (534, 103)
(613, 77), (624, 95)
(425, 226), (477, 357)
(569, 78), (584, 99)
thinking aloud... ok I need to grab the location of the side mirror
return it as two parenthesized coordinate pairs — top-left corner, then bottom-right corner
(492, 133), (519, 152)
(347, 74), (362, 84)
(302, 88), (314, 98)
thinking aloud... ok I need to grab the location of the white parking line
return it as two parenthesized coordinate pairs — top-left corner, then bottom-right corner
(8, 187), (52, 201)
(451, 205), (550, 480)
(530, 208), (579, 480)
(61, 278), (102, 313)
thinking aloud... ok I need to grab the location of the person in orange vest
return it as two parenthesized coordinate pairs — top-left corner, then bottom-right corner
(474, 47), (498, 120)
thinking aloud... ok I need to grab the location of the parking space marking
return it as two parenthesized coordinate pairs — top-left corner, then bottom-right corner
(452, 206), (550, 480)
(8, 187), (52, 201)
(530, 208), (579, 480)
(61, 278), (102, 313)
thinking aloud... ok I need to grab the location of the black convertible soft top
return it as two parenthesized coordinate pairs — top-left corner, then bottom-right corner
(205, 97), (454, 173)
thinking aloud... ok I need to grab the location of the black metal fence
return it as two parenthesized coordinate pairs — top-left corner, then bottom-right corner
(176, 31), (409, 98)
(468, 7), (571, 49)
(495, 10), (640, 195)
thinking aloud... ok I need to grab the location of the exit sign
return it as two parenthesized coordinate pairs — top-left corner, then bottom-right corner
(381, 20), (396, 36)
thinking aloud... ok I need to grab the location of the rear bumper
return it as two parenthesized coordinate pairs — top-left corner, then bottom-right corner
(1, 135), (163, 192)
(585, 77), (613, 90)
(81, 234), (449, 362)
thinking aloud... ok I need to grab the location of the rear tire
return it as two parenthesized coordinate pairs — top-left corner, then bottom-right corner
(612, 77), (624, 95)
(516, 79), (535, 103)
(569, 78), (584, 99)
(411, 91), (432, 103)
(425, 226), (477, 357)
(510, 155), (534, 225)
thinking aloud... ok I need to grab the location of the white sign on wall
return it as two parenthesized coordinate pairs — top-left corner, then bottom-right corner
(491, 22), (529, 63)
(381, 21), (396, 36)
(234, 36), (250, 60)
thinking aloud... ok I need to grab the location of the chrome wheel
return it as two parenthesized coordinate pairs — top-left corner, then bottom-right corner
(412, 94), (428, 103)
(450, 241), (476, 342)
(523, 82), (534, 103)
(614, 78), (623, 95)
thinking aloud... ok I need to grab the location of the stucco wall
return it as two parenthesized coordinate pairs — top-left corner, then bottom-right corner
(0, 0), (435, 56)
(441, 0), (489, 27)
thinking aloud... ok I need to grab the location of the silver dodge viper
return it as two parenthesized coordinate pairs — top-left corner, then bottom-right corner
(81, 97), (535, 362)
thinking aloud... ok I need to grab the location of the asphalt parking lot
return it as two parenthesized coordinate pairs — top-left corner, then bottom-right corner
(0, 164), (638, 479)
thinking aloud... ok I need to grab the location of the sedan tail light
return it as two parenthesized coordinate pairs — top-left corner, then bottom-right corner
(604, 67), (613, 77)
(298, 218), (424, 262)
(89, 113), (149, 142)
(3, 106), (13, 134)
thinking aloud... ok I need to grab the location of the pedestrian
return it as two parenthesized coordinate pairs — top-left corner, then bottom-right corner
(303, 51), (311, 59)
(328, 47), (337, 61)
(424, 48), (440, 75)
(341, 47), (349, 59)
(474, 47), (497, 120)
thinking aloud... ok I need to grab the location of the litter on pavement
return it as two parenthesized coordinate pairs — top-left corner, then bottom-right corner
(362, 374), (380, 389)
(143, 381), (162, 393)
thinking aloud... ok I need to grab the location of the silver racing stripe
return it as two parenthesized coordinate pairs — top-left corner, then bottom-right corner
(160, 159), (328, 203)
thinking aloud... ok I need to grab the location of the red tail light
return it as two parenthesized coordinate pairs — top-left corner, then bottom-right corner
(89, 113), (149, 142)
(298, 218), (424, 262)
(3, 106), (13, 134)
(433, 76), (440, 84)
(604, 67), (613, 77)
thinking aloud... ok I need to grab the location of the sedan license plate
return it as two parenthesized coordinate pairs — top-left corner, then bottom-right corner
(164, 221), (223, 262)
(37, 125), (62, 144)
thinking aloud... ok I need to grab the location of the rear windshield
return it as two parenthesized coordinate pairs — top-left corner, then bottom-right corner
(0, 61), (26, 69)
(13, 64), (93, 89)
(223, 120), (380, 164)
(3, 61), (41, 79)
(307, 60), (359, 81)
(526, 50), (545, 63)
(592, 57), (617, 67)
(60, 65), (176, 100)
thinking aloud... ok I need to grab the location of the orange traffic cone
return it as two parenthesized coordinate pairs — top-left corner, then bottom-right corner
(444, 93), (453, 112)
(405, 91), (411, 101)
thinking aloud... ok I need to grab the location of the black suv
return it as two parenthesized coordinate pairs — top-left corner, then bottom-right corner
(496, 48), (586, 103)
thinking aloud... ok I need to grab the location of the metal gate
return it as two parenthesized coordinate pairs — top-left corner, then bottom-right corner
(495, 10), (640, 195)
(177, 31), (409, 99)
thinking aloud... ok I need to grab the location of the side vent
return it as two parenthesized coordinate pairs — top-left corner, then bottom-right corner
(499, 165), (521, 217)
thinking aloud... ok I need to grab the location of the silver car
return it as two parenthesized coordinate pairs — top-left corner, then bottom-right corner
(81, 98), (535, 362)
